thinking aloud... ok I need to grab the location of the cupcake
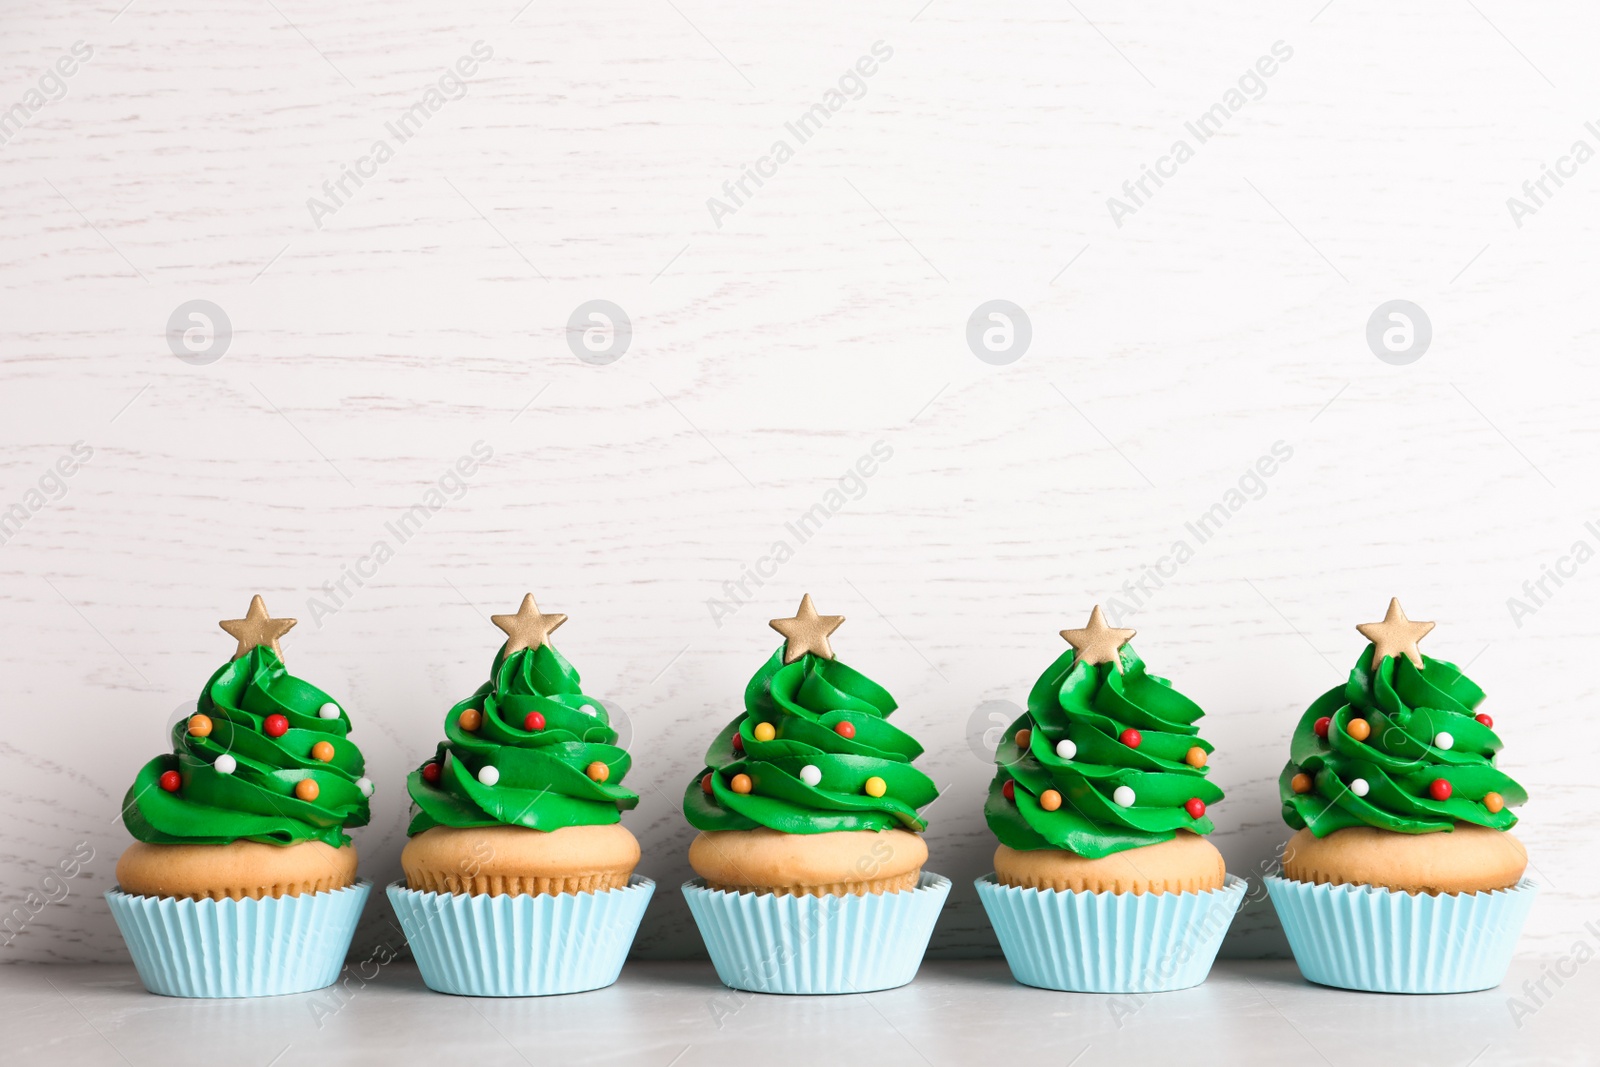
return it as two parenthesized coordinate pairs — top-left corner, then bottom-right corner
(1266, 598), (1535, 993)
(108, 596), (374, 997)
(976, 606), (1244, 993)
(389, 593), (652, 996)
(681, 594), (948, 994)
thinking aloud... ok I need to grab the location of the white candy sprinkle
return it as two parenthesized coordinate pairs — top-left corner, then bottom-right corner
(799, 765), (822, 787)
(1434, 731), (1454, 751)
(477, 765), (500, 786)
(1056, 739), (1077, 760)
(356, 777), (374, 797)
(1113, 785), (1136, 808)
(319, 702), (340, 719)
(214, 754), (237, 774)
(1350, 778), (1370, 797)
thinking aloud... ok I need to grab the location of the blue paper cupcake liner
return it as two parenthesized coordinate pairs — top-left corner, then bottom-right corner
(106, 880), (370, 998)
(681, 872), (950, 995)
(976, 872), (1245, 993)
(387, 876), (654, 996)
(1266, 875), (1537, 993)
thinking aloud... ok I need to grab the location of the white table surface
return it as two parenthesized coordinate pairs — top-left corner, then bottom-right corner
(8, 958), (1587, 1066)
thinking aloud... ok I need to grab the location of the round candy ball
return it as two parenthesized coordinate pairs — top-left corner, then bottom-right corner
(586, 760), (610, 783)
(263, 714), (289, 738)
(294, 778), (320, 802)
(1055, 738), (1077, 760)
(799, 765), (822, 787)
(1014, 728), (1032, 750)
(1184, 746), (1207, 769)
(1001, 779), (1016, 802)
(187, 714), (213, 738)
(1039, 789), (1062, 812)
(477, 765), (500, 787)
(731, 734), (744, 754)
(1185, 797), (1206, 819)
(1290, 772), (1313, 794)
(1428, 778), (1452, 801)
(311, 741), (335, 762)
(356, 777), (374, 797)
(730, 773), (753, 794)
(318, 702), (340, 720)
(1484, 791), (1505, 814)
(701, 773), (714, 795)
(1313, 716), (1331, 739)
(214, 753), (237, 775)
(864, 776), (887, 798)
(1475, 713), (1494, 728)
(1118, 728), (1142, 749)
(1346, 718), (1372, 742)
(158, 770), (181, 792)
(834, 721), (856, 740)
(753, 722), (776, 742)
(421, 761), (442, 784)
(1112, 785), (1136, 808)
(524, 711), (546, 732)
(1434, 731), (1454, 751)
(458, 708), (483, 732)
(1349, 777), (1370, 797)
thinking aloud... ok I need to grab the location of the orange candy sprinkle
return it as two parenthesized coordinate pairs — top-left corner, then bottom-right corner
(1185, 746), (1207, 769)
(1484, 792), (1505, 814)
(1290, 773), (1313, 795)
(753, 722), (776, 742)
(730, 773), (753, 794)
(864, 776), (887, 798)
(311, 741), (335, 762)
(586, 761), (610, 783)
(1347, 718), (1371, 742)
(294, 779), (320, 802)
(1014, 728), (1032, 750)
(1040, 789), (1063, 812)
(187, 714), (213, 738)
(459, 708), (484, 732)
(701, 773), (714, 795)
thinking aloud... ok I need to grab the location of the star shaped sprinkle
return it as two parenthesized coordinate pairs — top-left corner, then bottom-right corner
(1060, 605), (1136, 672)
(491, 593), (568, 655)
(1356, 597), (1435, 669)
(769, 594), (845, 664)
(219, 595), (297, 661)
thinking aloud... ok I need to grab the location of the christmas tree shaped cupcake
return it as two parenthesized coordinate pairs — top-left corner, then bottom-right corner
(976, 607), (1244, 993)
(1267, 599), (1536, 993)
(390, 594), (653, 997)
(680, 595), (949, 995)
(108, 596), (373, 998)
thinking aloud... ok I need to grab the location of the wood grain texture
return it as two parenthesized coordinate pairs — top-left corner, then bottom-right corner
(2, 0), (1598, 963)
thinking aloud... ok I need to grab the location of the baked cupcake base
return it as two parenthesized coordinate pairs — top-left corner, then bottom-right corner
(994, 832), (1225, 895)
(688, 828), (926, 896)
(1281, 825), (1527, 895)
(402, 823), (640, 896)
(115, 840), (358, 901)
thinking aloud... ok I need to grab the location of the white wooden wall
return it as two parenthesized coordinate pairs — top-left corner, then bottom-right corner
(3, 0), (1597, 963)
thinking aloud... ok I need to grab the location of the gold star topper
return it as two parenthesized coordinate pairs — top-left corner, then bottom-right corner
(219, 595), (297, 661)
(1060, 605), (1136, 672)
(491, 593), (567, 655)
(1356, 597), (1434, 669)
(770, 594), (845, 664)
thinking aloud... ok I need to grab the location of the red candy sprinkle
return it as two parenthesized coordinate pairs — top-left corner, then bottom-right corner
(701, 773), (714, 795)
(1119, 728), (1142, 749)
(1185, 797), (1206, 819)
(421, 762), (442, 784)
(1428, 778), (1453, 801)
(835, 721), (856, 740)
(1002, 780), (1016, 803)
(159, 770), (181, 792)
(524, 711), (546, 732)
(731, 733), (744, 754)
(1475, 713), (1494, 728)
(263, 714), (289, 738)
(1314, 716), (1331, 739)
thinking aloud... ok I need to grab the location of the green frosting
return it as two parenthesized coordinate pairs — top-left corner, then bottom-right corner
(683, 648), (939, 833)
(122, 646), (371, 847)
(1280, 646), (1527, 836)
(984, 644), (1222, 860)
(406, 643), (638, 834)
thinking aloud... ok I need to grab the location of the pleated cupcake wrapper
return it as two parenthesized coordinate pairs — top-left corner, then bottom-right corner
(976, 873), (1246, 993)
(106, 880), (370, 998)
(387, 876), (654, 996)
(682, 872), (951, 995)
(1265, 875), (1537, 993)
